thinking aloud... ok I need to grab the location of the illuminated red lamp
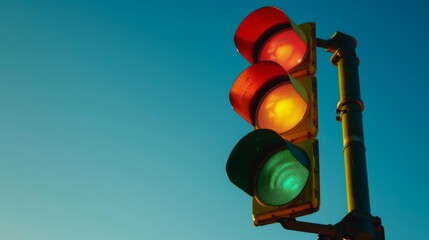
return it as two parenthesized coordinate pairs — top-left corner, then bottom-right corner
(229, 61), (317, 142)
(234, 6), (312, 76)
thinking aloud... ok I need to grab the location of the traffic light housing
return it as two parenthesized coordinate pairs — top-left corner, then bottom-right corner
(227, 129), (320, 226)
(229, 61), (317, 143)
(234, 6), (316, 79)
(226, 6), (320, 226)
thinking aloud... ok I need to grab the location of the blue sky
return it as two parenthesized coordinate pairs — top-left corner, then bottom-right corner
(0, 1), (428, 239)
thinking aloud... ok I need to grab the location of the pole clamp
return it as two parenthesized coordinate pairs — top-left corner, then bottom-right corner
(336, 99), (364, 122)
(337, 99), (364, 112)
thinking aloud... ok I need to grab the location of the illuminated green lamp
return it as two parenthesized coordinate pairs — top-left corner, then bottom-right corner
(256, 145), (310, 206)
(226, 129), (319, 226)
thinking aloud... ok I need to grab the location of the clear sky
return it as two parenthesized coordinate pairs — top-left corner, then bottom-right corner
(0, 1), (428, 239)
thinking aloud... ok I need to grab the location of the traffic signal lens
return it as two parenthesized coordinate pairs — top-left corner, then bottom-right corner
(256, 82), (308, 135)
(256, 148), (310, 206)
(259, 28), (307, 72)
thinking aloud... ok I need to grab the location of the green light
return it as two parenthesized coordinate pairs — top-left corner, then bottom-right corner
(256, 149), (309, 206)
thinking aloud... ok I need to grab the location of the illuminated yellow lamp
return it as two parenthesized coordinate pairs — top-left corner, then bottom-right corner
(230, 61), (315, 142)
(256, 77), (309, 136)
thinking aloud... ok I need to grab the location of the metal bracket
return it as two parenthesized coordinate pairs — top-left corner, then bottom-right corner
(336, 99), (364, 122)
(279, 211), (385, 240)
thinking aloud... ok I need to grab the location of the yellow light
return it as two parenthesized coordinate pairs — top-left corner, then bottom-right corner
(256, 82), (308, 135)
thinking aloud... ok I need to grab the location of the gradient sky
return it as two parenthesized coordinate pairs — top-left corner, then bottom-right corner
(1, 1), (428, 240)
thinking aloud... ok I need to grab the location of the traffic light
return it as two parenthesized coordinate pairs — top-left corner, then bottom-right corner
(229, 61), (317, 142)
(226, 6), (320, 226)
(234, 6), (316, 79)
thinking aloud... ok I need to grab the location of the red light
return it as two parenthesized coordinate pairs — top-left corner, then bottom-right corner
(234, 7), (292, 64)
(259, 29), (308, 72)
